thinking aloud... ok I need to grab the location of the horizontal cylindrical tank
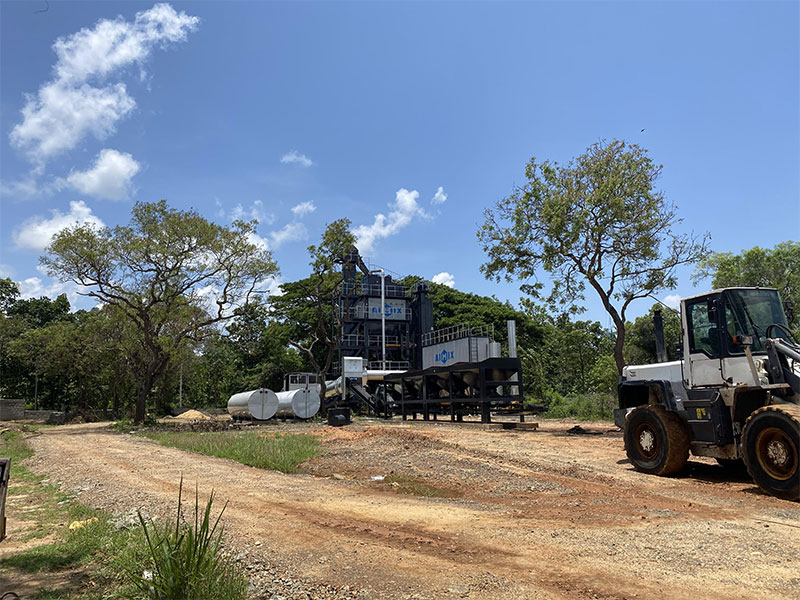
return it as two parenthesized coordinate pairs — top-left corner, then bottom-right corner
(276, 389), (320, 419)
(227, 389), (279, 421)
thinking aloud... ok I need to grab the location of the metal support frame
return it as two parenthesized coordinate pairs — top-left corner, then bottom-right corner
(385, 357), (524, 424)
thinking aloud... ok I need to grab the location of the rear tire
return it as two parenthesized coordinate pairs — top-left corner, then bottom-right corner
(624, 405), (690, 476)
(742, 405), (800, 501)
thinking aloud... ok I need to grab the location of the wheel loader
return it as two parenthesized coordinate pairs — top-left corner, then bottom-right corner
(615, 287), (799, 500)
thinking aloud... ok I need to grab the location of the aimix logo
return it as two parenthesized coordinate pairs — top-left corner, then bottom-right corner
(371, 303), (403, 316)
(435, 349), (455, 364)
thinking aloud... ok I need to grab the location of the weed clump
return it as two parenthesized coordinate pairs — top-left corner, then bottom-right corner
(128, 479), (246, 600)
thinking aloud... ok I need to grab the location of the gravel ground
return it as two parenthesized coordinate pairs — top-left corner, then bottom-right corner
(6, 418), (800, 599)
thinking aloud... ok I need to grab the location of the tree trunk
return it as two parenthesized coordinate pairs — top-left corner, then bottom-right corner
(613, 328), (626, 377)
(134, 370), (155, 424)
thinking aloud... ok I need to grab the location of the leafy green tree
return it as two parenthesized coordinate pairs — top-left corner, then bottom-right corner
(42, 200), (277, 423)
(0, 278), (20, 314)
(270, 219), (355, 404)
(479, 139), (709, 375)
(693, 241), (800, 333)
(7, 294), (71, 328)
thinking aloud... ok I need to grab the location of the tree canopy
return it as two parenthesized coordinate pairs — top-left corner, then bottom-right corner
(479, 139), (708, 374)
(42, 200), (277, 422)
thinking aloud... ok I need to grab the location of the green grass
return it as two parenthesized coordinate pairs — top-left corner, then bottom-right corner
(0, 428), (247, 600)
(143, 430), (320, 473)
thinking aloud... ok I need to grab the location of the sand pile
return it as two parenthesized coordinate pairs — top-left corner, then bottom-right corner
(174, 409), (211, 421)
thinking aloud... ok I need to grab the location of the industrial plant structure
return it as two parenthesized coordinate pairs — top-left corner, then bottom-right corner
(228, 247), (525, 424)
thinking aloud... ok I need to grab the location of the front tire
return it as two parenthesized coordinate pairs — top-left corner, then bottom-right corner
(624, 405), (690, 476)
(742, 405), (800, 501)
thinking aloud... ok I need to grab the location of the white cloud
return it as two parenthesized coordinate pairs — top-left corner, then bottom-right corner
(280, 151), (313, 167)
(230, 200), (274, 225)
(269, 222), (308, 249)
(66, 148), (140, 200)
(354, 188), (428, 255)
(16, 265), (92, 308)
(9, 3), (199, 163)
(291, 201), (316, 217)
(0, 264), (14, 278)
(431, 186), (447, 206)
(246, 231), (271, 252)
(13, 200), (105, 251)
(432, 272), (455, 288)
(663, 294), (682, 310)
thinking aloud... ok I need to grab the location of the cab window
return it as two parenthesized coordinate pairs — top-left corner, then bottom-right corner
(686, 299), (720, 357)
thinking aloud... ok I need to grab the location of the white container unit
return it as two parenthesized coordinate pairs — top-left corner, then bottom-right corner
(275, 389), (320, 419)
(227, 389), (279, 421)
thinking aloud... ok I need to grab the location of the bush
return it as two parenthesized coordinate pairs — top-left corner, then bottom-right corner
(128, 480), (246, 600)
(544, 392), (615, 421)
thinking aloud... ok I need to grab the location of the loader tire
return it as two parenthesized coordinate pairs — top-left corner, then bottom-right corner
(624, 405), (690, 476)
(742, 404), (800, 501)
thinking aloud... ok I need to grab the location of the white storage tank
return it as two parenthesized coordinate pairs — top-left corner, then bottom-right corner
(275, 389), (320, 419)
(227, 389), (279, 421)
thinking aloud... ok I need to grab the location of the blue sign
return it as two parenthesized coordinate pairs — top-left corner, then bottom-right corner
(435, 349), (455, 364)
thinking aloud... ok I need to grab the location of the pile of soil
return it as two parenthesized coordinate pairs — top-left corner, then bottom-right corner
(172, 409), (211, 421)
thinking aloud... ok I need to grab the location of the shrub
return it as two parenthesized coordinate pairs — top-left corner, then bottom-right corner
(128, 480), (246, 600)
(544, 392), (615, 421)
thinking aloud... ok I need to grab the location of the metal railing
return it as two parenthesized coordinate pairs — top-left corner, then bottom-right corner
(339, 306), (413, 321)
(367, 360), (410, 371)
(340, 334), (402, 346)
(421, 323), (495, 347)
(338, 282), (407, 298)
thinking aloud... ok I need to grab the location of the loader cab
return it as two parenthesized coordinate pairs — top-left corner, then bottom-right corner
(682, 288), (789, 388)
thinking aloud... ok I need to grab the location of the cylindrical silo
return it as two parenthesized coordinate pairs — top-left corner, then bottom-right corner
(227, 389), (279, 421)
(275, 389), (320, 419)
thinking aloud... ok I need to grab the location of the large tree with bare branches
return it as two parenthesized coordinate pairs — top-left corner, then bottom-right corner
(42, 200), (277, 422)
(479, 139), (708, 375)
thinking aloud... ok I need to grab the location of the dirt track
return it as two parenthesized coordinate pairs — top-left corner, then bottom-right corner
(11, 420), (800, 599)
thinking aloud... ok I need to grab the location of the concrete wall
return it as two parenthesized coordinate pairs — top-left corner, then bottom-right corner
(0, 399), (25, 421)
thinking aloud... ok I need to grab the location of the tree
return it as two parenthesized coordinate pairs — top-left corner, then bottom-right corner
(42, 200), (277, 422)
(693, 241), (800, 333)
(0, 278), (20, 315)
(479, 139), (708, 375)
(8, 294), (71, 328)
(270, 219), (355, 406)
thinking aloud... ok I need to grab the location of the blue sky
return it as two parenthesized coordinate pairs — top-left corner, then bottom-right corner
(1, 1), (798, 327)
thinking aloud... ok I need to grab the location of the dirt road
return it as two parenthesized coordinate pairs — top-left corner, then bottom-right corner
(15, 421), (800, 599)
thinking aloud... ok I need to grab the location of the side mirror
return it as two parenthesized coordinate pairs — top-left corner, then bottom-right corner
(674, 341), (683, 360)
(707, 298), (719, 323)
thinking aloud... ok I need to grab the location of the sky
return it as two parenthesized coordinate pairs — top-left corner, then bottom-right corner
(1, 0), (798, 328)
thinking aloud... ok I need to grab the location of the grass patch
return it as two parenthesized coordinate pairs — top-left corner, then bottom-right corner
(0, 428), (246, 599)
(143, 431), (320, 473)
(383, 474), (462, 498)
